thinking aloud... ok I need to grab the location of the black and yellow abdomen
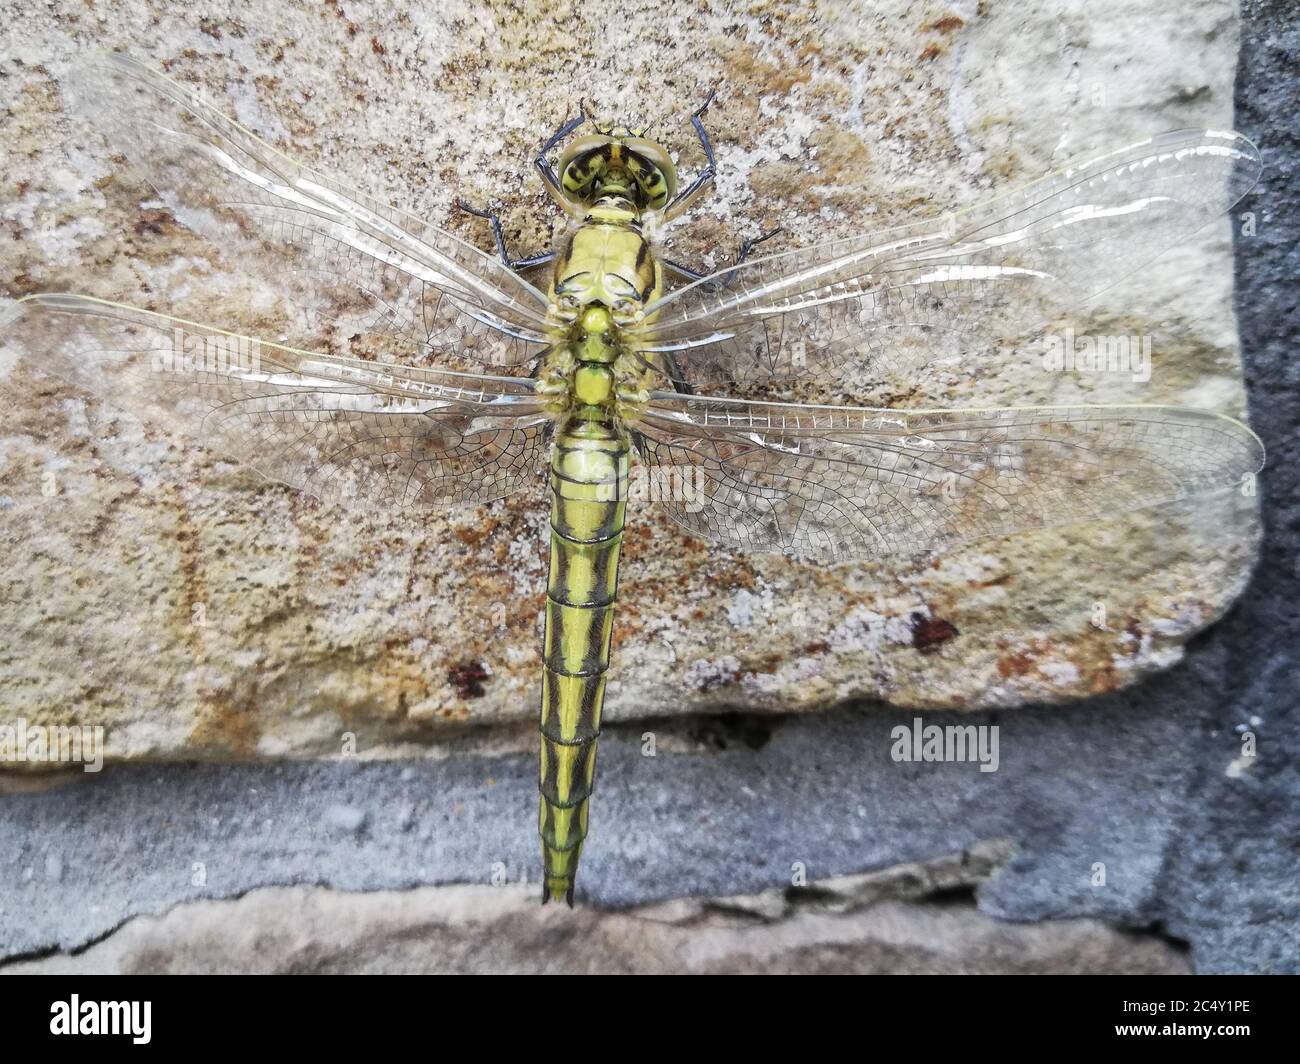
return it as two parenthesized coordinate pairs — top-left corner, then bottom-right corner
(539, 413), (629, 905)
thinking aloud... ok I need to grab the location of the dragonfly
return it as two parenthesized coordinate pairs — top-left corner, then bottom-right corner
(6, 55), (1264, 905)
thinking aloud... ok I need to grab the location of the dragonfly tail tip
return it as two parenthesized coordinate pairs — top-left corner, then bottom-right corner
(542, 876), (576, 907)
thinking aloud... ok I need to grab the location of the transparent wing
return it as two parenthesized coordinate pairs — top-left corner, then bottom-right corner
(631, 392), (1263, 561)
(5, 295), (551, 509)
(631, 130), (1262, 388)
(70, 55), (551, 372)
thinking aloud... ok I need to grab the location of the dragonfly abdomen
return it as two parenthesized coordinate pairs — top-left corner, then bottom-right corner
(539, 415), (628, 905)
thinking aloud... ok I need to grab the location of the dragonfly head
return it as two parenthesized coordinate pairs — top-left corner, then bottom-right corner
(558, 127), (677, 212)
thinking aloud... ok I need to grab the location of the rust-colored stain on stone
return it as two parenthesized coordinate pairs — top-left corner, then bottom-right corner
(132, 207), (179, 236)
(925, 14), (966, 34)
(189, 697), (262, 759)
(997, 650), (1037, 679)
(448, 661), (490, 699)
(911, 614), (960, 654)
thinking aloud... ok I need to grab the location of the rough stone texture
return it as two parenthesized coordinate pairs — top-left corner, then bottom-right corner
(4, 843), (1190, 974)
(0, 646), (1294, 972)
(1154, 0), (1300, 977)
(0, 0), (1293, 978)
(0, 0), (1263, 765)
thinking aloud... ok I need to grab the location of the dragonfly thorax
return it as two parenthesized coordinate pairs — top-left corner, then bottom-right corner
(550, 212), (656, 327)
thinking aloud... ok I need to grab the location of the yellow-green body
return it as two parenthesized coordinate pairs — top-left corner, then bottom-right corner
(535, 188), (663, 904)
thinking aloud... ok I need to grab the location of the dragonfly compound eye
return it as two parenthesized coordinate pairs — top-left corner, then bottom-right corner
(622, 138), (676, 210)
(558, 134), (677, 210)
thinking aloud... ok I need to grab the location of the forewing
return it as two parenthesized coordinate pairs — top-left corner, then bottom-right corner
(632, 392), (1263, 561)
(633, 130), (1262, 388)
(70, 55), (551, 372)
(5, 295), (551, 509)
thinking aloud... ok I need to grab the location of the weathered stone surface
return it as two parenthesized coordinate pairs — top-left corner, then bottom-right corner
(3, 843), (1189, 974)
(0, 0), (1259, 764)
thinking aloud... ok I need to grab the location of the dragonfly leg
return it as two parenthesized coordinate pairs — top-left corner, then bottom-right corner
(535, 105), (590, 219)
(662, 226), (783, 292)
(706, 225), (783, 288)
(511, 251), (557, 271)
(661, 259), (705, 282)
(628, 347), (694, 394)
(661, 90), (718, 223)
(734, 225), (784, 265)
(455, 200), (556, 272)
(659, 350), (696, 395)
